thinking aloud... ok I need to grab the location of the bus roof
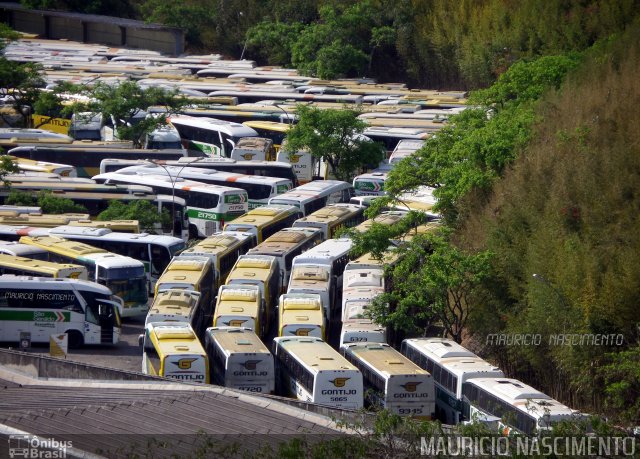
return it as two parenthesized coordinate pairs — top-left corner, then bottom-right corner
(295, 203), (362, 224)
(205, 327), (270, 354)
(148, 289), (200, 318)
(354, 211), (407, 232)
(215, 285), (260, 317)
(343, 269), (383, 288)
(0, 274), (111, 293)
(0, 253), (84, 275)
(121, 164), (291, 186)
(168, 115), (259, 137)
(292, 238), (352, 265)
(0, 241), (48, 258)
(19, 235), (144, 268)
(250, 227), (320, 255)
(224, 205), (300, 227)
(148, 323), (205, 356)
(273, 336), (358, 373)
(342, 342), (428, 377)
(181, 233), (244, 257)
(467, 378), (577, 417)
(46, 225), (185, 246)
(226, 255), (277, 284)
(242, 120), (291, 133)
(92, 171), (249, 195)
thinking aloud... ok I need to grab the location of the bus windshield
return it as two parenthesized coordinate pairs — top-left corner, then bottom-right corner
(73, 130), (102, 141)
(98, 266), (148, 306)
(147, 140), (183, 150)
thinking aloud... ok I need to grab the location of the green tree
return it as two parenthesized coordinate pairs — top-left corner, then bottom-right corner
(365, 232), (492, 342)
(283, 104), (385, 182)
(378, 53), (581, 225)
(599, 345), (640, 426)
(65, 81), (187, 147)
(0, 156), (20, 183)
(6, 189), (87, 214)
(97, 200), (170, 234)
(138, 0), (215, 47)
(0, 59), (45, 127)
(244, 21), (304, 66)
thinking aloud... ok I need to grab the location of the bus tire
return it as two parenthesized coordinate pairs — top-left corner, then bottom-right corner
(189, 224), (199, 239)
(67, 330), (84, 349)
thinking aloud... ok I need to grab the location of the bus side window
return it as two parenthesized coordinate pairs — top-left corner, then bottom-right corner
(85, 303), (99, 325)
(151, 245), (170, 275)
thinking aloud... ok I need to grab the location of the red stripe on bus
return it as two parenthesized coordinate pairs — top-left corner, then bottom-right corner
(17, 227), (36, 236)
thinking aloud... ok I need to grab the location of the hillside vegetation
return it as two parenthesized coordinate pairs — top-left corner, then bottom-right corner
(461, 25), (640, 423)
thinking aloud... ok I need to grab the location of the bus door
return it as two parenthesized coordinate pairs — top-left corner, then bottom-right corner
(85, 299), (120, 344)
(98, 300), (120, 344)
(157, 196), (188, 240)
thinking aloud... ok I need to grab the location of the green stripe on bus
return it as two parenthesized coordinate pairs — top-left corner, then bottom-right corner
(186, 209), (223, 221)
(0, 310), (70, 322)
(189, 141), (221, 156)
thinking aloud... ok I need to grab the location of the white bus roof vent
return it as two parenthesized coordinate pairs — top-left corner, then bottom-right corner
(50, 226), (112, 237)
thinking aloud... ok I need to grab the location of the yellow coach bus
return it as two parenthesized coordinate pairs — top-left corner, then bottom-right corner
(0, 253), (87, 279)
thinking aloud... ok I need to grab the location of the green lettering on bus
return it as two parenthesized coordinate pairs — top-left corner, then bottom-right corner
(186, 209), (221, 221)
(0, 310), (70, 322)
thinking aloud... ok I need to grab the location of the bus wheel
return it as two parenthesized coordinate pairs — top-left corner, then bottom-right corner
(188, 224), (199, 239)
(67, 330), (84, 349)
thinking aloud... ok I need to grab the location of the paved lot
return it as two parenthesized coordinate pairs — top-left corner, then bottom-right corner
(1, 293), (344, 374)
(0, 315), (146, 373)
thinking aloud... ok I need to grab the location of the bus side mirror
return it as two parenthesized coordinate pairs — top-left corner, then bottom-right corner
(138, 334), (144, 347)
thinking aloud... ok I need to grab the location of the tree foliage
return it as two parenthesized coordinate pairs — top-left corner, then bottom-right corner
(6, 189), (87, 214)
(97, 200), (170, 234)
(457, 24), (640, 421)
(283, 104), (385, 182)
(63, 81), (187, 147)
(364, 232), (492, 342)
(378, 53), (581, 226)
(0, 59), (45, 127)
(244, 21), (304, 66)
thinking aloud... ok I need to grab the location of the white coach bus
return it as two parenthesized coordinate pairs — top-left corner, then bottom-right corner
(341, 342), (435, 418)
(0, 275), (121, 347)
(273, 336), (363, 410)
(204, 326), (275, 394)
(401, 337), (505, 425)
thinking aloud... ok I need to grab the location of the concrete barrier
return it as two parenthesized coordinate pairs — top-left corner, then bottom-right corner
(0, 2), (184, 55)
(0, 348), (161, 381)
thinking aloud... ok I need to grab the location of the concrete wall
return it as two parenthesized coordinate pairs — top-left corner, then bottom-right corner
(48, 16), (83, 42)
(85, 21), (124, 46)
(0, 5), (184, 55)
(0, 348), (162, 381)
(6, 9), (45, 35)
(127, 27), (184, 57)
